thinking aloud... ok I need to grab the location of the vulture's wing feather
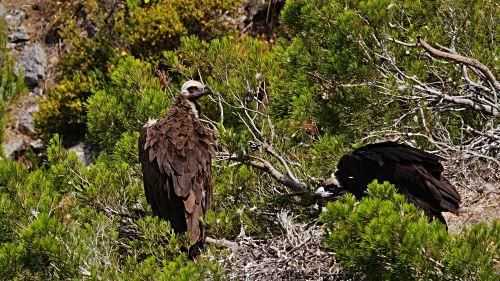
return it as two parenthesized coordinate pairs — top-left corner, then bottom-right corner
(394, 164), (460, 215)
(337, 142), (460, 219)
(139, 126), (187, 232)
(354, 141), (444, 175)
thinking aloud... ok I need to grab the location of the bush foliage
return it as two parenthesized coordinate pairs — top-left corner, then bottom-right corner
(321, 181), (499, 280)
(126, 0), (239, 57)
(86, 56), (170, 150)
(280, 0), (498, 143)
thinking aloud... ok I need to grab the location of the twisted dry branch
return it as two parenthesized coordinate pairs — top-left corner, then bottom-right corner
(385, 36), (499, 116)
(213, 85), (308, 194)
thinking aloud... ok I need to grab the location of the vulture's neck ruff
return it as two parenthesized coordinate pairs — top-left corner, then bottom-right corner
(187, 99), (200, 119)
(175, 95), (202, 120)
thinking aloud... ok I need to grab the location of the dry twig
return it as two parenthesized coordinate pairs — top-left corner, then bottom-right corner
(222, 211), (343, 280)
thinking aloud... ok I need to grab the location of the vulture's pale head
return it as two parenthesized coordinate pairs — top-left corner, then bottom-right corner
(315, 177), (347, 197)
(180, 80), (212, 101)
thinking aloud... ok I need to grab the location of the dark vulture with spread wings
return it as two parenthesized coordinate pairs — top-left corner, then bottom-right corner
(316, 141), (461, 226)
(138, 80), (215, 246)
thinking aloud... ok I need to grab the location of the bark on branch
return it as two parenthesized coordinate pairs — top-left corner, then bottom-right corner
(246, 156), (307, 194)
(213, 86), (309, 195)
(416, 37), (499, 92)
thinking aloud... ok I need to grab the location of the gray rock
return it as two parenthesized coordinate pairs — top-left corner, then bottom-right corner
(68, 142), (98, 166)
(29, 87), (44, 97)
(240, 0), (284, 34)
(15, 43), (47, 88)
(29, 139), (44, 153)
(2, 137), (27, 159)
(8, 26), (30, 43)
(483, 183), (498, 192)
(16, 104), (39, 136)
(5, 10), (25, 26)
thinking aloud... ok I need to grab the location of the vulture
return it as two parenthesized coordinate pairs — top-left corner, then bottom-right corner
(138, 80), (216, 248)
(315, 141), (461, 226)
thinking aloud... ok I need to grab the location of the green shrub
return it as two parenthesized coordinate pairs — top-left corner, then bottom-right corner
(36, 71), (100, 141)
(205, 164), (268, 239)
(1, 214), (78, 279)
(309, 134), (348, 178)
(321, 181), (499, 280)
(116, 255), (223, 281)
(34, 0), (123, 140)
(163, 35), (280, 126)
(277, 0), (382, 138)
(86, 56), (170, 150)
(0, 22), (25, 105)
(126, 0), (239, 57)
(0, 162), (79, 279)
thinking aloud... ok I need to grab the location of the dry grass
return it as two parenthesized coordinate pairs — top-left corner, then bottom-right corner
(443, 154), (500, 233)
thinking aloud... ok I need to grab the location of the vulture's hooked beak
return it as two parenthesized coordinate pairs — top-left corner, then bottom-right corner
(190, 86), (212, 100)
(315, 177), (347, 197)
(202, 86), (212, 96)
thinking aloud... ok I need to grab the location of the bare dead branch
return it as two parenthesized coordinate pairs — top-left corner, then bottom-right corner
(206, 236), (238, 252)
(156, 70), (172, 90)
(385, 36), (499, 115)
(222, 213), (343, 280)
(417, 37), (500, 92)
(430, 90), (498, 116)
(462, 66), (494, 95)
(210, 85), (310, 195)
(246, 156), (307, 194)
(263, 145), (303, 186)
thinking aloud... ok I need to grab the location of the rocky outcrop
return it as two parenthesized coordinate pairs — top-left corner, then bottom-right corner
(68, 142), (98, 166)
(16, 104), (39, 136)
(8, 25), (30, 43)
(15, 43), (47, 88)
(240, 0), (285, 37)
(2, 136), (27, 160)
(1, 3), (48, 165)
(4, 9), (25, 26)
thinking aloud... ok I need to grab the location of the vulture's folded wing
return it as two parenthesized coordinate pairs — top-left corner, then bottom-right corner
(346, 142), (460, 216)
(139, 110), (215, 244)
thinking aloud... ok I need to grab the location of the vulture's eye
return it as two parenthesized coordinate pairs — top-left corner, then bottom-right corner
(187, 86), (198, 93)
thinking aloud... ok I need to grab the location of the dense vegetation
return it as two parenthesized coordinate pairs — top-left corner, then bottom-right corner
(1, 0), (498, 279)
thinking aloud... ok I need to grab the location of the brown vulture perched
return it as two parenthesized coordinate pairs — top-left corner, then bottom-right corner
(138, 80), (215, 247)
(316, 141), (461, 227)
